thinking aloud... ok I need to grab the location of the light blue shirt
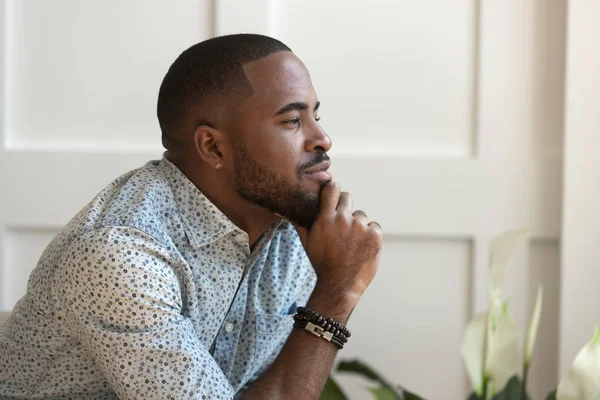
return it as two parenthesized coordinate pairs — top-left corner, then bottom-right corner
(0, 156), (316, 399)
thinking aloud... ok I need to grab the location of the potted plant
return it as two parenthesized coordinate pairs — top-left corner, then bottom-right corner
(321, 229), (600, 400)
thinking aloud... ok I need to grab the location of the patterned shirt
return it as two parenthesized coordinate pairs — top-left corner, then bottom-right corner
(0, 156), (316, 399)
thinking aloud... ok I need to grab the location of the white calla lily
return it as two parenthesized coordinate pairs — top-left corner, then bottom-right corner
(460, 312), (487, 395)
(485, 303), (521, 398)
(488, 228), (528, 293)
(556, 327), (600, 400)
(460, 228), (529, 399)
(525, 285), (543, 366)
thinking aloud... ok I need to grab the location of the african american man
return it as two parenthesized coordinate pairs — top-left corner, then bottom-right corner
(0, 34), (382, 400)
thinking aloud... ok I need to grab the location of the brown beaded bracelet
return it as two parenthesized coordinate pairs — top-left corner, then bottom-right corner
(293, 307), (350, 345)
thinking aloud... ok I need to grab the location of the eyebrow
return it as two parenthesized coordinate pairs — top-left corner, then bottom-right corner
(275, 101), (320, 116)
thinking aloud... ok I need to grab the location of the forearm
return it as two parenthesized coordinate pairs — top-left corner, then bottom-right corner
(241, 287), (354, 400)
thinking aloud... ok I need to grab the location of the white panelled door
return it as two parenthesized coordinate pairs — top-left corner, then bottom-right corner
(217, 1), (565, 399)
(0, 0), (213, 305)
(1, 1), (566, 399)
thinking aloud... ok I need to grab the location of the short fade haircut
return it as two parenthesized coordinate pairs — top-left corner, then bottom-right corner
(157, 34), (291, 146)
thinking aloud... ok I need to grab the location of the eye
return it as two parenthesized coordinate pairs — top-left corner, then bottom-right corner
(283, 116), (321, 127)
(284, 117), (301, 126)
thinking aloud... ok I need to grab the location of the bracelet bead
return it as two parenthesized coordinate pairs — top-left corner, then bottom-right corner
(293, 306), (351, 347)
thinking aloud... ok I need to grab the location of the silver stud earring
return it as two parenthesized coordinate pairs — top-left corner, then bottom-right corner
(216, 162), (223, 169)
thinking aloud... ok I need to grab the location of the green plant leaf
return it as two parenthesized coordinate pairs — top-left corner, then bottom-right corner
(336, 360), (425, 400)
(368, 387), (399, 400)
(370, 386), (426, 400)
(402, 390), (426, 400)
(337, 360), (401, 398)
(492, 376), (531, 400)
(545, 389), (557, 400)
(486, 375), (533, 400)
(320, 376), (348, 400)
(468, 393), (483, 400)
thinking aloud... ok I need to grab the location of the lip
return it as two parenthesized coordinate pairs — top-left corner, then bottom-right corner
(302, 161), (332, 181)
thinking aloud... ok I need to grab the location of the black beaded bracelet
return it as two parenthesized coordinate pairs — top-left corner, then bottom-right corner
(295, 307), (351, 340)
(293, 319), (345, 349)
(294, 315), (348, 343)
(293, 307), (350, 348)
(295, 306), (351, 339)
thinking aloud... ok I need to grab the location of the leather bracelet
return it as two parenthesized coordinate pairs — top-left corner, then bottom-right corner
(293, 319), (344, 349)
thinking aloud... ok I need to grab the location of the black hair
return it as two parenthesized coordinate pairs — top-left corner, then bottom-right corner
(157, 34), (291, 146)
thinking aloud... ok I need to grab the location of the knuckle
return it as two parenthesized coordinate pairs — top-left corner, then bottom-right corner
(336, 213), (351, 226)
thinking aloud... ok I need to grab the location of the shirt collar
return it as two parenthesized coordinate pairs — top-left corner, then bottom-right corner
(160, 155), (289, 248)
(160, 155), (240, 247)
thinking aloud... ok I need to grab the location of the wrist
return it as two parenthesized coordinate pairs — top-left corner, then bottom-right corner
(307, 284), (359, 323)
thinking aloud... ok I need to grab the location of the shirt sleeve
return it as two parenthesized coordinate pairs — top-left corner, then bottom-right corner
(52, 226), (234, 400)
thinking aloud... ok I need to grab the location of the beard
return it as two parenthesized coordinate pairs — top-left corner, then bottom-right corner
(232, 140), (327, 229)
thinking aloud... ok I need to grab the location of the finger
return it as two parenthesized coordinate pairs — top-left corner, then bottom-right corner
(336, 192), (353, 214)
(320, 182), (341, 215)
(352, 210), (368, 223)
(368, 221), (383, 234)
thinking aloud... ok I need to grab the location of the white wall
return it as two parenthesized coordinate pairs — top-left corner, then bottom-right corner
(559, 0), (600, 376)
(0, 0), (592, 399)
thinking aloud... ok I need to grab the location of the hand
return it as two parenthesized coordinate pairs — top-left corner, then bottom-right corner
(294, 182), (382, 311)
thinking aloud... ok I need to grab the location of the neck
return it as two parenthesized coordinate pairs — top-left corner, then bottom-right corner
(204, 186), (279, 249)
(169, 153), (279, 248)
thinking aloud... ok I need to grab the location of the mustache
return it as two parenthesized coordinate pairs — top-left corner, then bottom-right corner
(298, 153), (330, 172)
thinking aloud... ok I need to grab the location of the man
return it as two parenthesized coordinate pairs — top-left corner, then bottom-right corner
(0, 34), (382, 399)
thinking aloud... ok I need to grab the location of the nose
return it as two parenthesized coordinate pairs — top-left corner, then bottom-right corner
(305, 121), (332, 153)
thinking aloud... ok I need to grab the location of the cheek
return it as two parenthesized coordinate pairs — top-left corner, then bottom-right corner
(252, 133), (301, 177)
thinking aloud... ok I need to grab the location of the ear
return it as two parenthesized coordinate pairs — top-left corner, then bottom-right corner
(192, 125), (227, 170)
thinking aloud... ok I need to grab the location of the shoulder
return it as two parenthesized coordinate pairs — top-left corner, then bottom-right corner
(53, 161), (185, 251)
(93, 162), (179, 233)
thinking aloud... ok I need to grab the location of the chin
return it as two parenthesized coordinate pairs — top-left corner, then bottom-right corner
(301, 179), (328, 197)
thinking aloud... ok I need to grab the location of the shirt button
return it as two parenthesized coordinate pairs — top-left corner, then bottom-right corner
(235, 235), (246, 243)
(225, 322), (234, 332)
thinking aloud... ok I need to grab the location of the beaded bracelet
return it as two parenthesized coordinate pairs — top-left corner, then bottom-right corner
(292, 306), (351, 349)
(295, 306), (351, 340)
(293, 319), (345, 349)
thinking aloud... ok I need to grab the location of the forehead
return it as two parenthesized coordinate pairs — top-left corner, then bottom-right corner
(241, 52), (316, 114)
